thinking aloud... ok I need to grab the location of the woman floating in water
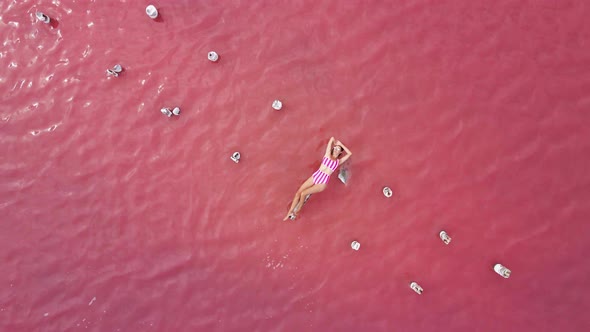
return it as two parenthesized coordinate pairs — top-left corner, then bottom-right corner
(284, 137), (352, 220)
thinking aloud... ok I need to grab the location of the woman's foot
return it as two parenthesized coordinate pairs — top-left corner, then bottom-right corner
(283, 212), (296, 221)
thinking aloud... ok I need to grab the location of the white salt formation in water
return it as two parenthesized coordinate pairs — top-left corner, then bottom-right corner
(272, 100), (282, 110)
(36, 12), (50, 24)
(161, 108), (173, 117)
(439, 230), (451, 245)
(160, 107), (180, 117)
(146, 5), (158, 19)
(231, 152), (240, 163)
(338, 167), (348, 184)
(383, 186), (393, 198)
(410, 282), (423, 294)
(106, 64), (122, 77)
(351, 241), (360, 250)
(494, 264), (511, 278)
(208, 51), (219, 62)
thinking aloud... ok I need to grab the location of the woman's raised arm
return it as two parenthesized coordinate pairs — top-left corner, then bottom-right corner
(324, 137), (335, 156)
(335, 140), (352, 155)
(335, 139), (352, 163)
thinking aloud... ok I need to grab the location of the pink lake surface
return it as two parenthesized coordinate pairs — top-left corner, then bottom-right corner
(1, 1), (590, 331)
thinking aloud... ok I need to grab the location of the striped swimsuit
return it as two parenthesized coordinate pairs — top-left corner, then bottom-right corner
(312, 157), (340, 184)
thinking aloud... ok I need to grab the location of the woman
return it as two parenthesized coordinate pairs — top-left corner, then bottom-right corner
(284, 137), (352, 220)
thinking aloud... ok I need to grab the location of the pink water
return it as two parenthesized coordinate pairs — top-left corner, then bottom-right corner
(2, 1), (590, 331)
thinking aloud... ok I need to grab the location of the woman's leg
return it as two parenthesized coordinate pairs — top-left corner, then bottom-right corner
(284, 177), (315, 220)
(294, 184), (327, 214)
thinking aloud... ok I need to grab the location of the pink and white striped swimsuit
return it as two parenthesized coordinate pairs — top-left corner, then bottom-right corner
(312, 157), (340, 184)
